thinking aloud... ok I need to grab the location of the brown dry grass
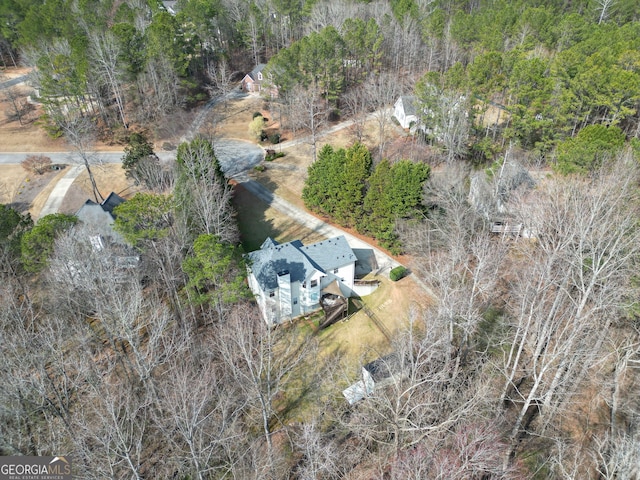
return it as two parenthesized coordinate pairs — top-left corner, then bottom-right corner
(0, 68), (122, 152)
(58, 163), (141, 215)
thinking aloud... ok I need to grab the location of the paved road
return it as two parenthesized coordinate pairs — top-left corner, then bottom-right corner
(0, 151), (178, 165)
(0, 139), (262, 169)
(275, 111), (382, 151)
(29, 139), (262, 220)
(0, 75), (28, 90)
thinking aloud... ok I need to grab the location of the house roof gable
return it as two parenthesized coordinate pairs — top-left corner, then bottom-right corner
(399, 96), (417, 116)
(247, 240), (320, 291)
(249, 64), (266, 80)
(101, 192), (125, 216)
(299, 235), (357, 271)
(247, 235), (356, 292)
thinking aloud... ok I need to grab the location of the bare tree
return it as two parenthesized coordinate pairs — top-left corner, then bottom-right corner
(306, 0), (360, 33)
(216, 304), (317, 464)
(206, 59), (236, 111)
(591, 432), (640, 479)
(22, 155), (52, 175)
(59, 115), (103, 202)
(0, 281), (73, 456)
(596, 0), (617, 24)
(3, 85), (31, 126)
(88, 31), (128, 129)
(293, 420), (342, 480)
(389, 422), (520, 480)
(347, 310), (492, 456)
(286, 87), (328, 162)
(175, 139), (239, 243)
(48, 229), (188, 397)
(155, 352), (247, 480)
(364, 72), (405, 159)
(342, 85), (369, 143)
(418, 83), (470, 163)
(499, 157), (640, 467)
(72, 379), (150, 480)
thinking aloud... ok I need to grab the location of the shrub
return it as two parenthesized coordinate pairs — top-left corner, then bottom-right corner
(265, 150), (285, 162)
(253, 112), (263, 119)
(389, 266), (408, 281)
(22, 155), (52, 175)
(260, 131), (269, 142)
(269, 133), (281, 144)
(249, 116), (266, 139)
(254, 164), (266, 172)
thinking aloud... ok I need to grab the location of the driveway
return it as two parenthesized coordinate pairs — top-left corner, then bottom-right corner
(232, 172), (402, 272)
(214, 139), (263, 177)
(0, 75), (28, 90)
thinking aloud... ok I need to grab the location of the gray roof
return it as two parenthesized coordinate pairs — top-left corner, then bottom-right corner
(247, 239), (320, 291)
(247, 235), (356, 292)
(300, 236), (357, 271)
(400, 96), (417, 116)
(364, 353), (404, 383)
(249, 64), (266, 80)
(75, 193), (126, 243)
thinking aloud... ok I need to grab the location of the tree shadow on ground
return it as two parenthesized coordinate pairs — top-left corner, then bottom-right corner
(232, 182), (280, 252)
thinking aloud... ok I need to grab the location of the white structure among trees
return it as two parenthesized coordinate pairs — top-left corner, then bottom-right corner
(393, 96), (418, 129)
(246, 235), (357, 326)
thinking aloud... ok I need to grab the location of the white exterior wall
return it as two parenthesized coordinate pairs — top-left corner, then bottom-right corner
(290, 281), (301, 318)
(300, 271), (323, 313)
(248, 272), (278, 326)
(393, 98), (417, 129)
(362, 367), (375, 395)
(248, 246), (357, 326)
(277, 272), (292, 321)
(319, 263), (356, 296)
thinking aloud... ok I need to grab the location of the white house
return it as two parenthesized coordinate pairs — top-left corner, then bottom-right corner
(246, 235), (357, 326)
(393, 96), (418, 129)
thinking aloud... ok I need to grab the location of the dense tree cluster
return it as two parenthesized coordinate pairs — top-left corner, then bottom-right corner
(303, 143), (430, 252)
(2, 0), (637, 168)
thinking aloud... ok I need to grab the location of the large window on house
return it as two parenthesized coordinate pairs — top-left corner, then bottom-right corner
(310, 279), (318, 288)
(333, 268), (339, 274)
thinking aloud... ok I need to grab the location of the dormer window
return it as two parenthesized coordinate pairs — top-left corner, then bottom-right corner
(334, 268), (339, 274)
